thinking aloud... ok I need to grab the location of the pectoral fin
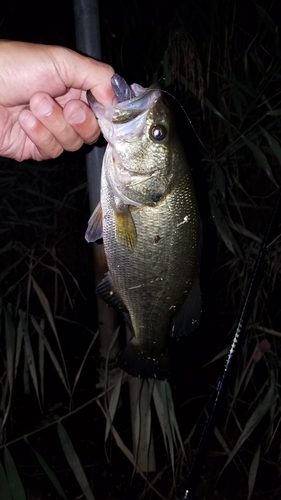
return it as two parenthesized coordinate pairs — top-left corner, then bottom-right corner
(115, 206), (137, 249)
(85, 202), (103, 242)
(170, 276), (202, 337)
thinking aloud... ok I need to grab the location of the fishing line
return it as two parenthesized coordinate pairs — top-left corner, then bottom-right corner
(157, 88), (209, 156)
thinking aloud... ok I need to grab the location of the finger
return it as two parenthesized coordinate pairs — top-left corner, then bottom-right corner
(63, 99), (101, 144)
(29, 92), (84, 152)
(18, 108), (64, 160)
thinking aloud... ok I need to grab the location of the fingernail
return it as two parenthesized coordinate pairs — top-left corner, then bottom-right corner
(23, 112), (37, 129)
(68, 107), (86, 124)
(37, 97), (53, 116)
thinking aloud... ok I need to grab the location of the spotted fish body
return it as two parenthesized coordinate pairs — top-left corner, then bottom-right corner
(86, 76), (201, 379)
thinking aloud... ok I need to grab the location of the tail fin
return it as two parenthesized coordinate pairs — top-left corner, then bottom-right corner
(118, 337), (170, 380)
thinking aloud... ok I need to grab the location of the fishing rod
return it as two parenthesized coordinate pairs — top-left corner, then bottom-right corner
(175, 188), (281, 500)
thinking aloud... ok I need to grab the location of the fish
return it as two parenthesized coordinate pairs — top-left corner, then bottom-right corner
(86, 74), (201, 380)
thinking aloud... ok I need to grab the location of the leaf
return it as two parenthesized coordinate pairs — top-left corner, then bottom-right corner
(259, 127), (281, 167)
(242, 136), (278, 187)
(255, 4), (276, 31)
(223, 378), (275, 470)
(19, 310), (41, 409)
(154, 380), (175, 472)
(72, 330), (99, 396)
(2, 306), (16, 427)
(204, 97), (230, 122)
(96, 399), (165, 499)
(267, 109), (281, 116)
(202, 346), (229, 367)
(129, 378), (155, 473)
(30, 316), (69, 392)
(0, 241), (13, 256)
(105, 369), (123, 441)
(4, 307), (16, 389)
(14, 317), (24, 381)
(31, 278), (70, 393)
(31, 277), (58, 340)
(0, 460), (13, 500)
(209, 198), (243, 257)
(152, 381), (168, 452)
(247, 444), (261, 500)
(214, 427), (231, 456)
(164, 382), (185, 457)
(4, 447), (26, 500)
(57, 422), (95, 500)
(38, 320), (45, 405)
(214, 162), (226, 199)
(228, 220), (262, 244)
(27, 440), (67, 500)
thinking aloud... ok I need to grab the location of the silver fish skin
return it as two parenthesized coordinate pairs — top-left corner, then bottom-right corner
(86, 77), (201, 379)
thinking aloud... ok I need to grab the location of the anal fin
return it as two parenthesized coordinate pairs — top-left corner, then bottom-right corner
(170, 276), (202, 338)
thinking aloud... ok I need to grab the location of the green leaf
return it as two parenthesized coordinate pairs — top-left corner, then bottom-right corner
(129, 378), (155, 473)
(267, 109), (281, 116)
(214, 427), (231, 456)
(255, 4), (276, 31)
(27, 440), (67, 500)
(3, 306), (16, 426)
(214, 162), (226, 198)
(4, 447), (26, 500)
(204, 97), (230, 122)
(4, 307), (16, 389)
(247, 444), (261, 500)
(209, 198), (243, 257)
(153, 380), (175, 472)
(223, 378), (275, 470)
(105, 369), (123, 441)
(228, 220), (262, 244)
(57, 422), (95, 500)
(30, 316), (68, 392)
(242, 136), (278, 186)
(0, 460), (13, 500)
(19, 310), (41, 409)
(259, 127), (281, 167)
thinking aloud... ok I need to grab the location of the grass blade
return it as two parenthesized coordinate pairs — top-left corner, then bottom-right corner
(30, 316), (69, 393)
(30, 277), (70, 395)
(223, 377), (275, 470)
(26, 440), (67, 500)
(247, 443), (261, 500)
(242, 135), (278, 186)
(2, 306), (16, 427)
(0, 460), (13, 500)
(105, 369), (123, 441)
(4, 447), (26, 500)
(259, 127), (281, 166)
(19, 310), (41, 410)
(57, 422), (95, 500)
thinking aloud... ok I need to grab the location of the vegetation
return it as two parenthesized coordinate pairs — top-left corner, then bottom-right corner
(1, 1), (281, 499)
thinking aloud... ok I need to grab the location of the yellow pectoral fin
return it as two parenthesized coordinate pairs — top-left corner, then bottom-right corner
(114, 208), (137, 249)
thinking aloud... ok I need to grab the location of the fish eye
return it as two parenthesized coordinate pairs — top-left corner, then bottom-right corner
(150, 124), (166, 141)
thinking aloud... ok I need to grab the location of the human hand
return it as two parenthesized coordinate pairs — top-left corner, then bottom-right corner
(0, 41), (115, 161)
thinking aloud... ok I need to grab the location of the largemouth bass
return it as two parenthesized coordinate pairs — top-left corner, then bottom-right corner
(86, 75), (201, 379)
